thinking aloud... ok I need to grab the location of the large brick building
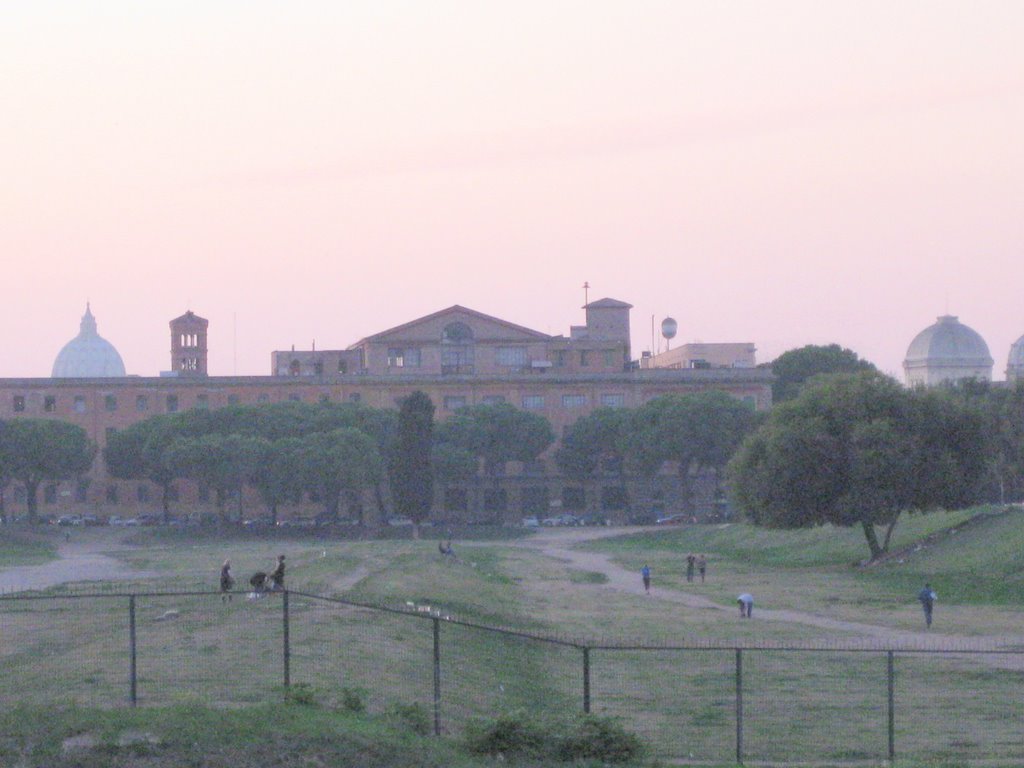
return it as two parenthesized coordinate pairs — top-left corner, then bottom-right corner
(0, 300), (772, 523)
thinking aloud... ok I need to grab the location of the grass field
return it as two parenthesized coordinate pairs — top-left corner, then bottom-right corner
(1, 506), (1023, 766)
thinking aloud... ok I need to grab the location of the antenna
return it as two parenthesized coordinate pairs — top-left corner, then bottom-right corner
(582, 281), (590, 308)
(233, 312), (237, 375)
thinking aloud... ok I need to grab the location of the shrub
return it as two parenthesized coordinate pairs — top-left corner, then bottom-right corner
(463, 711), (550, 757)
(558, 715), (644, 763)
(384, 702), (431, 736)
(284, 682), (316, 706)
(339, 687), (367, 714)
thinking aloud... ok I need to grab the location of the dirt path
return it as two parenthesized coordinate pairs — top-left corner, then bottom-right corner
(0, 534), (157, 593)
(512, 527), (1024, 652)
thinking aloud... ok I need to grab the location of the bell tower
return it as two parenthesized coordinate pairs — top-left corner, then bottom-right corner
(170, 310), (209, 377)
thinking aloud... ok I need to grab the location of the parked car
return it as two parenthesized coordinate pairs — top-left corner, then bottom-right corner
(655, 514), (689, 525)
(540, 516), (561, 526)
(387, 516), (414, 526)
(521, 516), (540, 529)
(56, 515), (82, 527)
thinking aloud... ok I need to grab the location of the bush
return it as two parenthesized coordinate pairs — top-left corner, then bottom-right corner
(339, 687), (367, 714)
(384, 702), (431, 736)
(463, 711), (643, 763)
(463, 711), (550, 758)
(284, 682), (317, 706)
(558, 715), (644, 763)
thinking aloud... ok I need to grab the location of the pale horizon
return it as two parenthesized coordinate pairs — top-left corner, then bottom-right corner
(3, 2), (1022, 381)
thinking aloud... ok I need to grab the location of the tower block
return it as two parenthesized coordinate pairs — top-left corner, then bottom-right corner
(170, 311), (209, 377)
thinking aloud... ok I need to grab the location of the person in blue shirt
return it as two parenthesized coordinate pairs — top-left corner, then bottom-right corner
(918, 583), (937, 628)
(641, 564), (651, 594)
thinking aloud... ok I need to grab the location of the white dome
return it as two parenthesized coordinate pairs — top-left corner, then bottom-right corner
(1008, 334), (1024, 382)
(52, 305), (126, 378)
(903, 315), (992, 387)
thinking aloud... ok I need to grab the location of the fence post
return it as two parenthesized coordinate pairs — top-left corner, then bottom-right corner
(432, 617), (442, 736)
(735, 648), (743, 765)
(582, 646), (591, 714)
(282, 590), (290, 690)
(128, 595), (137, 707)
(887, 650), (895, 763)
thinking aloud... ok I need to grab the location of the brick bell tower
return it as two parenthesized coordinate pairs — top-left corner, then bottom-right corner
(170, 310), (209, 376)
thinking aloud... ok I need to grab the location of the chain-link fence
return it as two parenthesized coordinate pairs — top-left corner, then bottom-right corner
(2, 589), (1022, 764)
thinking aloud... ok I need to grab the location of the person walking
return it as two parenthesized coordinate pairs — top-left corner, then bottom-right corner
(219, 559), (234, 602)
(685, 553), (696, 583)
(641, 564), (651, 594)
(737, 593), (753, 618)
(918, 583), (937, 628)
(269, 554), (286, 591)
(696, 554), (707, 583)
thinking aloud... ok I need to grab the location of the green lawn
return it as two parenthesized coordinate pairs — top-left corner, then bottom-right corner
(0, 529), (57, 567)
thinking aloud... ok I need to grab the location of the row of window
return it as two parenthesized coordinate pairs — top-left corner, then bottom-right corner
(9, 391), (367, 415)
(387, 347), (621, 369)
(442, 393), (626, 410)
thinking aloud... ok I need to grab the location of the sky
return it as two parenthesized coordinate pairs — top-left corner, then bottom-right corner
(2, 1), (1022, 381)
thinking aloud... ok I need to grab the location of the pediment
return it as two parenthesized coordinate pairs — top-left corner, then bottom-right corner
(355, 305), (551, 346)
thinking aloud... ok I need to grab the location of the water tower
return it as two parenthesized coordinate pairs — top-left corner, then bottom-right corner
(661, 317), (678, 351)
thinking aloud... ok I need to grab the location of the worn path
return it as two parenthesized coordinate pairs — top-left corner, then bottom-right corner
(0, 534), (156, 593)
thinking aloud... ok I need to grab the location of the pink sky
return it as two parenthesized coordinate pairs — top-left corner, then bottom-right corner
(2, 1), (1022, 380)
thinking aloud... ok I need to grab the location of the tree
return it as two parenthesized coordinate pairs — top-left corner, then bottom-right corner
(166, 433), (267, 525)
(299, 428), (383, 524)
(623, 391), (758, 511)
(3, 419), (96, 523)
(770, 344), (876, 403)
(251, 437), (305, 525)
(104, 414), (190, 523)
(727, 371), (987, 559)
(555, 407), (630, 511)
(391, 391), (435, 536)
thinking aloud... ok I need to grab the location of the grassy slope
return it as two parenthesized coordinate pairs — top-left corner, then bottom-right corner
(587, 506), (1024, 607)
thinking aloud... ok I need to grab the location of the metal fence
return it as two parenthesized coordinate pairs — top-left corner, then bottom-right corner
(1, 589), (1022, 764)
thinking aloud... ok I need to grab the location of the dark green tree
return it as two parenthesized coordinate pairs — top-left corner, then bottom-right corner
(299, 428), (383, 524)
(555, 407), (630, 511)
(391, 391), (435, 536)
(4, 419), (96, 523)
(728, 371), (987, 559)
(104, 414), (191, 523)
(251, 437), (306, 526)
(166, 433), (267, 525)
(770, 343), (876, 403)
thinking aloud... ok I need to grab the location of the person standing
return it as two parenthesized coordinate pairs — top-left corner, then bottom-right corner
(269, 554), (286, 591)
(220, 559), (234, 602)
(641, 564), (651, 594)
(918, 583), (937, 628)
(696, 554), (707, 583)
(737, 593), (753, 618)
(685, 553), (696, 583)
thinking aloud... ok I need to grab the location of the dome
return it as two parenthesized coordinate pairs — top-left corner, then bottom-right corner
(52, 304), (126, 378)
(903, 315), (993, 387)
(1008, 334), (1024, 382)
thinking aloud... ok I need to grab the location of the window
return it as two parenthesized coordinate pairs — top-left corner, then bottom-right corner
(442, 322), (473, 343)
(73, 395), (87, 413)
(580, 350), (590, 367)
(495, 347), (527, 367)
(166, 395), (179, 412)
(13, 395), (25, 412)
(106, 485), (119, 504)
(14, 486), (26, 504)
(742, 395), (758, 409)
(319, 393), (330, 404)
(195, 394), (209, 409)
(337, 360), (347, 374)
(44, 484), (57, 504)
(387, 348), (421, 368)
(554, 350), (568, 367)
(136, 395), (149, 412)
(444, 395), (467, 410)
(481, 395), (505, 405)
(137, 485), (150, 503)
(227, 394), (240, 405)
(75, 481), (89, 503)
(313, 361), (323, 376)
(600, 393), (625, 408)
(522, 395), (545, 409)
(521, 486), (549, 515)
(105, 427), (117, 441)
(603, 349), (617, 367)
(257, 393), (270, 403)
(562, 394), (587, 408)
(44, 395), (56, 412)
(348, 392), (361, 403)
(288, 394), (301, 402)
(104, 394), (117, 412)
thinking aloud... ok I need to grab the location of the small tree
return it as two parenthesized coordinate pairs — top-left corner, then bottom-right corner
(4, 419), (96, 523)
(391, 391), (435, 537)
(770, 344), (876, 403)
(299, 428), (383, 524)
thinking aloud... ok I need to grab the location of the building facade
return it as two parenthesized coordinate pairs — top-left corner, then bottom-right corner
(0, 300), (772, 523)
